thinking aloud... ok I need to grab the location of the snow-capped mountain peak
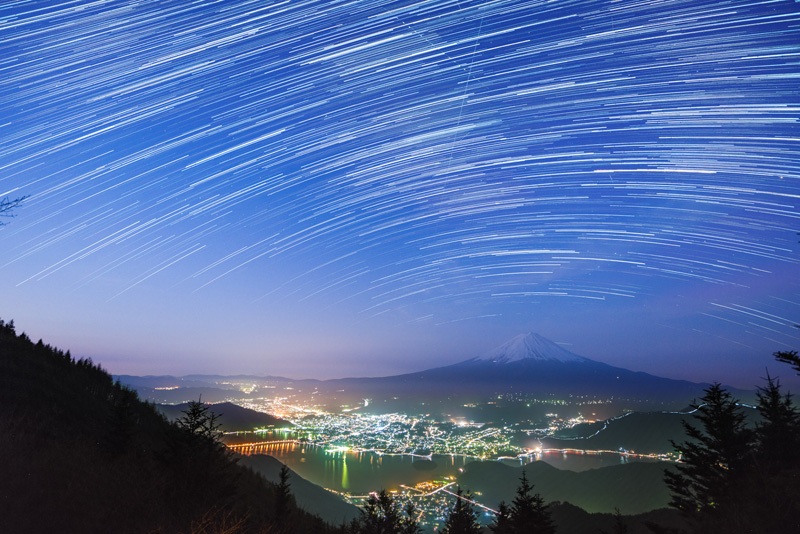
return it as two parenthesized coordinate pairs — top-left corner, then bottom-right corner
(482, 333), (590, 364)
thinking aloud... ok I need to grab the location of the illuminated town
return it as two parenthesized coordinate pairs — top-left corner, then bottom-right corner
(221, 388), (678, 531)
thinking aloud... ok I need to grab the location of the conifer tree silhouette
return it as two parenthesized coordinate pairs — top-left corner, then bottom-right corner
(440, 487), (481, 534)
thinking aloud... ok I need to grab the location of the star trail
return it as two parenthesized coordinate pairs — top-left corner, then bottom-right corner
(1, 0), (798, 384)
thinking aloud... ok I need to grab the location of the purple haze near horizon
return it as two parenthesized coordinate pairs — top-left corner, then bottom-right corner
(1, 0), (799, 389)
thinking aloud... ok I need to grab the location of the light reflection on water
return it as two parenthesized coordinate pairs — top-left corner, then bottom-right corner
(232, 437), (658, 493)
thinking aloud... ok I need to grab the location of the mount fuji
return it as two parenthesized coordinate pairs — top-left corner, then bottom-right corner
(320, 333), (718, 411)
(480, 333), (591, 364)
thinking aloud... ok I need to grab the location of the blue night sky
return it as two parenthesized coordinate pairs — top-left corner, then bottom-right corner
(1, 0), (799, 388)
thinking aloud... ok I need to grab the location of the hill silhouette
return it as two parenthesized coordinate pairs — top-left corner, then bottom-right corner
(0, 318), (337, 534)
(542, 411), (692, 454)
(547, 502), (686, 534)
(457, 460), (674, 515)
(158, 401), (292, 432)
(539, 404), (762, 455)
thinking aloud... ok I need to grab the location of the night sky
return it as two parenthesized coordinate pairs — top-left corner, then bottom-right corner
(2, 0), (799, 388)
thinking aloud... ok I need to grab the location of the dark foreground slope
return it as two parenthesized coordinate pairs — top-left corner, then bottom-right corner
(0, 319), (337, 534)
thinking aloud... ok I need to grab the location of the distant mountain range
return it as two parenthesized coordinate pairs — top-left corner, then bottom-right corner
(120, 333), (743, 412)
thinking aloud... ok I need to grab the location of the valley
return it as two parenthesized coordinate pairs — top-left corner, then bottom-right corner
(123, 333), (763, 532)
(218, 408), (675, 532)
(146, 366), (689, 531)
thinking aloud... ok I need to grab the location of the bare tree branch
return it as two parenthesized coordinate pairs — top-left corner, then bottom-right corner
(0, 196), (27, 225)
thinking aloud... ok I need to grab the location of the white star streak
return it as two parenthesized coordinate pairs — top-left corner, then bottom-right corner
(0, 0), (798, 379)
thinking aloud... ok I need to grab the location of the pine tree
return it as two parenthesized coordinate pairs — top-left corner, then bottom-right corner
(755, 373), (800, 467)
(739, 370), (800, 533)
(774, 350), (800, 375)
(351, 489), (417, 534)
(664, 383), (751, 533)
(357, 490), (388, 533)
(506, 471), (555, 534)
(274, 464), (294, 529)
(489, 501), (511, 533)
(662, 352), (800, 534)
(176, 397), (223, 446)
(400, 502), (422, 534)
(440, 487), (481, 534)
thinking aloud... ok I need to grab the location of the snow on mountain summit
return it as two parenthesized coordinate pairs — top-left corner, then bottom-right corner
(482, 333), (591, 364)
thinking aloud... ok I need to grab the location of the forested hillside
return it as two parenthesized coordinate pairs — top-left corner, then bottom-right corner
(0, 319), (336, 534)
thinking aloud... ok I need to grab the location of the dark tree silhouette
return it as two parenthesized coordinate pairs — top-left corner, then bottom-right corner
(737, 368), (800, 533)
(505, 471), (555, 534)
(176, 397), (223, 446)
(349, 489), (419, 534)
(274, 464), (294, 529)
(103, 386), (137, 457)
(664, 383), (751, 532)
(489, 501), (511, 533)
(1, 318), (340, 533)
(440, 487), (481, 534)
(400, 503), (422, 534)
(774, 350), (800, 375)
(599, 507), (628, 534)
(358, 490), (399, 534)
(755, 372), (800, 464)
(664, 357), (800, 534)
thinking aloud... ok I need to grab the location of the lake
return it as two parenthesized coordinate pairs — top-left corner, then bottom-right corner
(230, 436), (660, 493)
